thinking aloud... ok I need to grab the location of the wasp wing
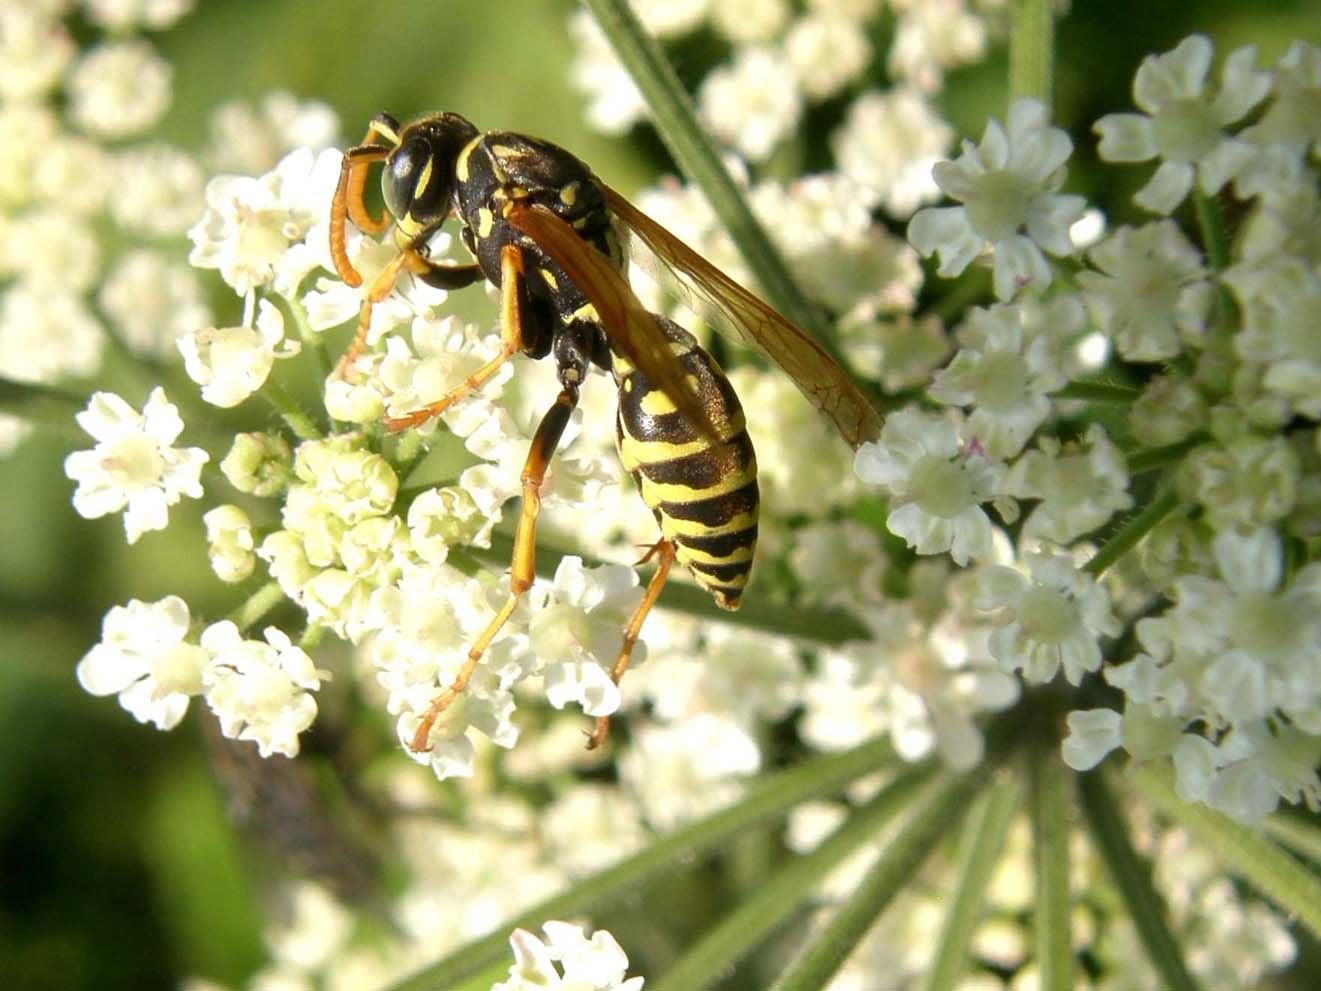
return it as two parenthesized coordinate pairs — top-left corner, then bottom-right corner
(504, 200), (722, 443)
(603, 186), (883, 449)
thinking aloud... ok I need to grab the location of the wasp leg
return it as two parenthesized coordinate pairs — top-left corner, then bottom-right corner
(384, 243), (525, 431)
(409, 385), (581, 752)
(588, 538), (677, 750)
(329, 144), (390, 287)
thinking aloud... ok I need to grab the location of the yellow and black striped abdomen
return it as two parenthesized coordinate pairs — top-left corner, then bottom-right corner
(614, 317), (758, 610)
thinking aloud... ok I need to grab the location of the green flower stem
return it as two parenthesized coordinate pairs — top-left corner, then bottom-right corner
(1079, 771), (1199, 991)
(225, 581), (286, 633)
(1008, 0), (1055, 105)
(655, 770), (932, 991)
(920, 776), (1022, 991)
(281, 293), (332, 382)
(1054, 380), (1139, 403)
(1028, 743), (1073, 991)
(382, 738), (906, 991)
(1262, 809), (1321, 867)
(0, 376), (95, 442)
(581, 0), (845, 363)
(1130, 763), (1321, 940)
(473, 531), (870, 644)
(1084, 487), (1180, 578)
(1191, 188), (1231, 272)
(1126, 433), (1208, 475)
(261, 377), (321, 441)
(772, 771), (988, 991)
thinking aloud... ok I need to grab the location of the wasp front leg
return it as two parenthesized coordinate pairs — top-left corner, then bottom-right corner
(410, 384), (581, 752)
(384, 243), (525, 430)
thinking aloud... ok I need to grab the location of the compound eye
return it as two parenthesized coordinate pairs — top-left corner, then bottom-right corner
(381, 136), (431, 222)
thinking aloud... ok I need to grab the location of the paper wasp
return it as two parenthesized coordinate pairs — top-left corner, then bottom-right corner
(329, 111), (881, 749)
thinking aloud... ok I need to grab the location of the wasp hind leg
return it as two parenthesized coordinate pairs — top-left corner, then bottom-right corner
(409, 384), (581, 752)
(587, 538), (677, 750)
(384, 243), (525, 429)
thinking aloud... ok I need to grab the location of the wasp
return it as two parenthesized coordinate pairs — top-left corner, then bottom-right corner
(329, 111), (881, 750)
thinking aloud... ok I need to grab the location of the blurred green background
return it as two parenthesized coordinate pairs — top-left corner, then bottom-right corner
(2, 1), (1318, 989)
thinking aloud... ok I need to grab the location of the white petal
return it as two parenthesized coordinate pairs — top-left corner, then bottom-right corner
(1094, 113), (1156, 162)
(1134, 160), (1194, 214)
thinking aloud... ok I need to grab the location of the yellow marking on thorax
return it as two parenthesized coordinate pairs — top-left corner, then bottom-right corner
(539, 268), (560, 291)
(559, 181), (580, 206)
(477, 207), (495, 239)
(571, 302), (600, 324)
(455, 136), (481, 183)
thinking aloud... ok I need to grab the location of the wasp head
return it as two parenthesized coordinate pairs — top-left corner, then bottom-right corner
(381, 112), (479, 232)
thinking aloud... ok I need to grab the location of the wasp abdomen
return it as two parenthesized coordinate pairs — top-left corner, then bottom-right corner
(615, 317), (759, 610)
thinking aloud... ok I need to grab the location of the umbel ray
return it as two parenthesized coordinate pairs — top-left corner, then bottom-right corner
(329, 110), (881, 749)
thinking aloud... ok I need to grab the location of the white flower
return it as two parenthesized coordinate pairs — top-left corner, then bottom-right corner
(699, 47), (803, 161)
(83, 0), (195, 32)
(108, 143), (205, 237)
(909, 98), (1085, 300)
(494, 923), (643, 991)
(854, 408), (1004, 566)
(784, 13), (871, 101)
(179, 297), (297, 407)
(832, 87), (953, 218)
(1241, 41), (1321, 157)
(66, 39), (173, 140)
(566, 10), (648, 135)
(974, 552), (1122, 686)
(887, 0), (987, 92)
(99, 249), (212, 358)
(710, 0), (787, 43)
(0, 6), (74, 101)
(1177, 435), (1298, 533)
(530, 557), (646, 719)
(187, 147), (342, 297)
(541, 784), (647, 877)
(1004, 425), (1133, 545)
(406, 485), (494, 564)
(205, 91), (340, 175)
(929, 302), (1072, 458)
(1077, 220), (1209, 362)
(377, 313), (510, 432)
(203, 504), (256, 583)
(1094, 35), (1271, 214)
(1061, 708), (1123, 770)
(76, 596), (209, 730)
(64, 388), (209, 544)
(201, 623), (327, 758)
(0, 285), (103, 385)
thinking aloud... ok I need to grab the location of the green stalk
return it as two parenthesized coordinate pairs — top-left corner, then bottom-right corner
(1028, 744), (1073, 991)
(1084, 487), (1180, 577)
(1079, 771), (1199, 991)
(1191, 189), (1231, 272)
(1262, 809), (1321, 867)
(581, 0), (844, 362)
(261, 377), (321, 441)
(1126, 433), (1208, 475)
(772, 771), (986, 991)
(1130, 764), (1321, 939)
(382, 738), (904, 991)
(653, 771), (931, 991)
(920, 776), (1022, 991)
(225, 581), (287, 633)
(280, 293), (333, 382)
(1008, 0), (1055, 105)
(0, 376), (95, 442)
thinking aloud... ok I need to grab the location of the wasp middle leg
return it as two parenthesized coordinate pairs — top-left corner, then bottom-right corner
(409, 383), (580, 752)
